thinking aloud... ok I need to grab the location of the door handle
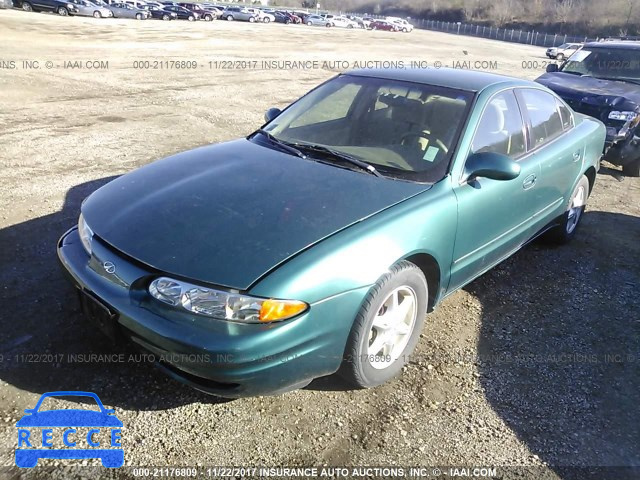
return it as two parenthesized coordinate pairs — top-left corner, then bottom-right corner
(523, 174), (537, 190)
(573, 151), (581, 162)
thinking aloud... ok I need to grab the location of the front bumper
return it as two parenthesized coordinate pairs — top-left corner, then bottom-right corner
(57, 228), (365, 397)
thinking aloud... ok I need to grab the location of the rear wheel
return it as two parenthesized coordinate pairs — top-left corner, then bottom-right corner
(226, 15), (232, 20)
(306, 20), (311, 25)
(340, 261), (428, 388)
(22, 1), (32, 11)
(622, 159), (640, 177)
(57, 6), (68, 15)
(262, 16), (270, 23)
(544, 175), (590, 244)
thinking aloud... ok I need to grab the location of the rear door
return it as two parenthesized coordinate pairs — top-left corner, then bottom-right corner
(449, 89), (542, 290)
(515, 88), (582, 230)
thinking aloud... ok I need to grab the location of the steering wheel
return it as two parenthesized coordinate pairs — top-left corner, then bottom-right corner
(400, 131), (448, 154)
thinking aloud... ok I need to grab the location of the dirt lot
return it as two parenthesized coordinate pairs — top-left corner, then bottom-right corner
(0, 8), (639, 479)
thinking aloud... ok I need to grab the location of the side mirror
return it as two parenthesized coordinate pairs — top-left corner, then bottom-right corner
(264, 107), (281, 123)
(546, 63), (559, 73)
(464, 152), (521, 182)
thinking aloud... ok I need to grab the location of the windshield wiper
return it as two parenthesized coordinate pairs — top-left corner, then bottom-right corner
(291, 143), (383, 177)
(250, 129), (306, 158)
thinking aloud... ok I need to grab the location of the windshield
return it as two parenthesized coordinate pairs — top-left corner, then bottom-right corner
(561, 47), (640, 81)
(263, 74), (473, 182)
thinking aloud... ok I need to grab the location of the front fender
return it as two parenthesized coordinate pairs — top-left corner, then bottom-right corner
(249, 178), (458, 305)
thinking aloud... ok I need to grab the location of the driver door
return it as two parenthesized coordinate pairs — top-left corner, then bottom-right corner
(449, 89), (542, 291)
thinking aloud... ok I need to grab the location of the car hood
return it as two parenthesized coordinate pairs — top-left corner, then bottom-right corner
(83, 139), (429, 290)
(536, 72), (640, 110)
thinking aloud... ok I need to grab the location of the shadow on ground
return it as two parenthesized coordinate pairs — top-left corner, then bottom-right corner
(0, 177), (223, 411)
(469, 210), (640, 476)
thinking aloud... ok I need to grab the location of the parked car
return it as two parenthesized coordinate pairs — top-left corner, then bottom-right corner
(58, 68), (604, 398)
(537, 41), (640, 176)
(68, 0), (112, 17)
(245, 7), (274, 23)
(274, 11), (293, 24)
(139, 4), (176, 20)
(162, 4), (196, 20)
(107, 1), (149, 18)
(326, 15), (359, 28)
(545, 42), (582, 61)
(305, 14), (329, 27)
(220, 6), (257, 22)
(18, 0), (79, 16)
(201, 3), (222, 16)
(346, 15), (368, 28)
(370, 19), (398, 31)
(388, 17), (413, 32)
(178, 2), (217, 20)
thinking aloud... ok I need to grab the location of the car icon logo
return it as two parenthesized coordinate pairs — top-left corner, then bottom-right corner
(15, 391), (123, 468)
(103, 261), (116, 274)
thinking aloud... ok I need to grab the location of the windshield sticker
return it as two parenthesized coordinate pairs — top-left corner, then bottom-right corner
(423, 146), (439, 162)
(568, 50), (591, 62)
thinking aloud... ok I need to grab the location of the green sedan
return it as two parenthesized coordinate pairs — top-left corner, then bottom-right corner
(57, 69), (606, 397)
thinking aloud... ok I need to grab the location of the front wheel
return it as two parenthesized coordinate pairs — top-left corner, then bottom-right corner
(544, 175), (590, 244)
(556, 53), (565, 61)
(22, 1), (33, 11)
(340, 261), (428, 388)
(226, 15), (233, 20)
(248, 16), (255, 22)
(622, 158), (640, 177)
(57, 6), (68, 15)
(306, 20), (311, 26)
(162, 13), (169, 20)
(262, 17), (270, 23)
(187, 15), (194, 21)
(93, 10), (101, 17)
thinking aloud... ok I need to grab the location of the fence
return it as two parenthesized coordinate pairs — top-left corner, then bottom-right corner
(349, 14), (597, 48)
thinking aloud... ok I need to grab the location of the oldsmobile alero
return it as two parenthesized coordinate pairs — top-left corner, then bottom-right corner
(57, 69), (606, 397)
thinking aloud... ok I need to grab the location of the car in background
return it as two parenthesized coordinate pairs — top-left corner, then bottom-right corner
(220, 6), (257, 22)
(305, 14), (329, 27)
(370, 19), (398, 31)
(68, 0), (112, 16)
(346, 15), (368, 28)
(388, 17), (413, 32)
(163, 4), (196, 20)
(58, 69), (604, 398)
(546, 42), (582, 61)
(327, 15), (359, 28)
(274, 10), (294, 24)
(202, 3), (222, 16)
(537, 41), (640, 176)
(18, 0), (79, 16)
(178, 2), (217, 20)
(108, 1), (149, 18)
(139, 4), (176, 20)
(245, 7), (274, 23)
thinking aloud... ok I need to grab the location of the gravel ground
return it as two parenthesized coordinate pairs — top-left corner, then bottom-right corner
(0, 8), (639, 480)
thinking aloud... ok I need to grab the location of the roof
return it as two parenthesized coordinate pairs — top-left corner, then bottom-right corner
(345, 68), (534, 93)
(584, 41), (640, 49)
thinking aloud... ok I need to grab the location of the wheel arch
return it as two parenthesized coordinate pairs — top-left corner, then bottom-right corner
(402, 252), (441, 312)
(584, 165), (596, 194)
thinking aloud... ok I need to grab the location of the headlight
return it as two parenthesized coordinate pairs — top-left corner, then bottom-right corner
(149, 277), (308, 323)
(609, 111), (638, 122)
(78, 213), (93, 255)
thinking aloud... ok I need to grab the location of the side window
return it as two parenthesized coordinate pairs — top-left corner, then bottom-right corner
(471, 90), (526, 158)
(557, 98), (574, 130)
(520, 89), (564, 148)
(289, 83), (361, 128)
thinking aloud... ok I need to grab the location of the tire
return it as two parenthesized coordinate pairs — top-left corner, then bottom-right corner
(22, 1), (32, 11)
(306, 20), (311, 26)
(403, 27), (408, 32)
(248, 16), (255, 22)
(347, 24), (353, 28)
(340, 261), (428, 388)
(556, 53), (565, 61)
(57, 6), (68, 15)
(204, 14), (211, 21)
(93, 10), (101, 17)
(622, 159), (640, 177)
(226, 15), (232, 20)
(326, 22), (332, 27)
(136, 12), (142, 19)
(285, 19), (290, 24)
(187, 15), (194, 21)
(162, 13), (169, 20)
(262, 17), (270, 23)
(544, 175), (590, 244)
